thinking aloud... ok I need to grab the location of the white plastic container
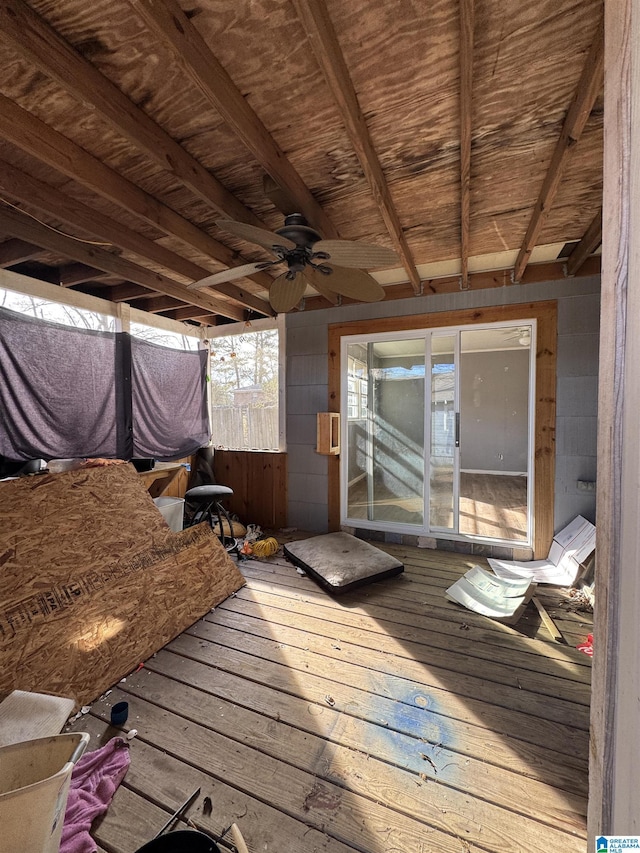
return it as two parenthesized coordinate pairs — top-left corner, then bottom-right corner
(153, 496), (185, 532)
(0, 731), (90, 853)
(47, 458), (84, 473)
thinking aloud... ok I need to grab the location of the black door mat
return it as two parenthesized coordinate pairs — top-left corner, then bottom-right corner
(284, 532), (404, 594)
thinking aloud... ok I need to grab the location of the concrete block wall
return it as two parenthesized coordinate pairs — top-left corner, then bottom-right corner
(286, 324), (331, 531)
(286, 274), (600, 537)
(554, 289), (600, 527)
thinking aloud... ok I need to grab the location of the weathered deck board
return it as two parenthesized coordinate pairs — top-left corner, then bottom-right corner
(144, 648), (589, 793)
(88, 676), (583, 849)
(220, 586), (592, 683)
(237, 573), (592, 667)
(66, 546), (590, 853)
(238, 554), (594, 647)
(202, 603), (590, 711)
(169, 626), (588, 763)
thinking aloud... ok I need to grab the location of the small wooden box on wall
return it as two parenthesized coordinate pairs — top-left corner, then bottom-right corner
(316, 412), (340, 455)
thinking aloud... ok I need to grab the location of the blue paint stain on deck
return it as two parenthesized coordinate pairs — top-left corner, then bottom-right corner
(358, 687), (466, 783)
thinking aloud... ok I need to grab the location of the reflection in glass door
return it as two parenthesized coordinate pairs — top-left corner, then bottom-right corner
(342, 322), (534, 545)
(345, 338), (425, 525)
(429, 335), (457, 531)
(458, 327), (531, 542)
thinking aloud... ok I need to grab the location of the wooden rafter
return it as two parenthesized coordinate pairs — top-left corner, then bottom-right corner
(108, 283), (154, 302)
(166, 306), (215, 321)
(58, 264), (113, 287)
(0, 0), (265, 230)
(0, 95), (273, 295)
(0, 238), (45, 267)
(459, 0), (474, 290)
(0, 159), (272, 316)
(0, 205), (245, 322)
(566, 208), (602, 276)
(132, 0), (339, 240)
(513, 16), (604, 282)
(141, 295), (182, 314)
(290, 0), (420, 294)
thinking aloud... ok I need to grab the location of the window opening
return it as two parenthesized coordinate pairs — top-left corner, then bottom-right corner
(207, 320), (283, 451)
(129, 321), (200, 351)
(0, 287), (116, 332)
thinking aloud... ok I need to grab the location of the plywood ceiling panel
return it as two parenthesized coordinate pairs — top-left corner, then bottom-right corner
(0, 0), (603, 320)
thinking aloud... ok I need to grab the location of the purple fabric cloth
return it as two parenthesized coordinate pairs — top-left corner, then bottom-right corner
(61, 737), (131, 853)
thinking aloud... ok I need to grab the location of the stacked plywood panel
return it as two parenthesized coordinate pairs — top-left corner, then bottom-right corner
(0, 463), (244, 706)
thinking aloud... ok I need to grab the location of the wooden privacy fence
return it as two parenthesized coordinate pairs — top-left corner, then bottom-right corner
(210, 406), (278, 451)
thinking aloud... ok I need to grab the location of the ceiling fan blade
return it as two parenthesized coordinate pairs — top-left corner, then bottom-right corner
(188, 261), (277, 290)
(269, 271), (306, 313)
(313, 239), (399, 269)
(303, 267), (339, 305)
(216, 219), (296, 252)
(324, 266), (386, 302)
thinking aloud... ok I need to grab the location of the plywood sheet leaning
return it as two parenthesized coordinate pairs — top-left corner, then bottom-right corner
(0, 463), (245, 706)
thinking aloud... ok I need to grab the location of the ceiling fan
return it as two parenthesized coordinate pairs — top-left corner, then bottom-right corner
(188, 213), (399, 312)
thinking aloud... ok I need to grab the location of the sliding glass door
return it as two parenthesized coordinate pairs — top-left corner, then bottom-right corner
(341, 321), (535, 546)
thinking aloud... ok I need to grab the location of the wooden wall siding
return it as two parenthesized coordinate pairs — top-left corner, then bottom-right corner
(213, 450), (287, 529)
(327, 301), (557, 558)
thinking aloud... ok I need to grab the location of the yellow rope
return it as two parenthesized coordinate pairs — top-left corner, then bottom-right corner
(251, 537), (279, 557)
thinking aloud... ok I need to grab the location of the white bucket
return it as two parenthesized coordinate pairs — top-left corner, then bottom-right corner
(0, 732), (90, 853)
(153, 496), (185, 532)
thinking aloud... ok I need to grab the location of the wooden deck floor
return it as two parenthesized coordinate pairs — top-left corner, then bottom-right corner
(70, 543), (593, 853)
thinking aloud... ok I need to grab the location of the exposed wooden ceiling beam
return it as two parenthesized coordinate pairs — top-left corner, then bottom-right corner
(132, 0), (339, 240)
(566, 208), (602, 276)
(290, 0), (420, 294)
(58, 263), (113, 287)
(108, 283), (154, 302)
(459, 0), (474, 290)
(166, 313), (219, 326)
(513, 16), (604, 282)
(165, 305), (215, 321)
(141, 295), (182, 314)
(0, 95), (273, 295)
(0, 0), (265, 230)
(0, 238), (45, 267)
(0, 205), (244, 322)
(0, 159), (272, 316)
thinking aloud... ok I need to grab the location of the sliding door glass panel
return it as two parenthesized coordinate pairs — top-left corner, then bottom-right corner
(345, 344), (370, 521)
(430, 335), (456, 530)
(458, 326), (531, 542)
(346, 339), (425, 525)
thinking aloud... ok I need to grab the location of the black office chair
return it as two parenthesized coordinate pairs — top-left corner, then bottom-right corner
(184, 449), (237, 553)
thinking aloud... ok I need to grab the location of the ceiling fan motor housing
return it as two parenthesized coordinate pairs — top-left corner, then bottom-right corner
(276, 214), (325, 275)
(276, 213), (322, 248)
